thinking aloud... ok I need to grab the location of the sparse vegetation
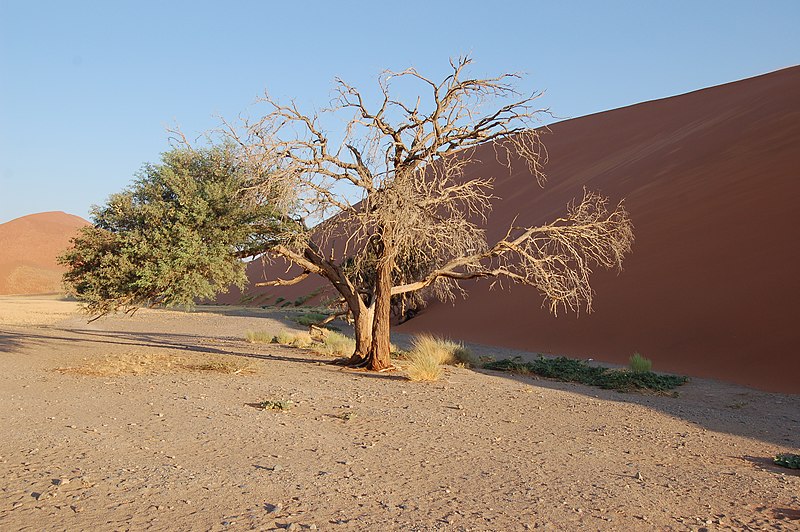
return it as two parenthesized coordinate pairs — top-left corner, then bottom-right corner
(292, 311), (330, 327)
(258, 399), (294, 411)
(403, 334), (475, 382)
(410, 334), (475, 367)
(774, 453), (800, 469)
(317, 331), (357, 357)
(245, 330), (274, 344)
(55, 350), (255, 376)
(406, 350), (444, 382)
(484, 356), (687, 392)
(629, 352), (652, 373)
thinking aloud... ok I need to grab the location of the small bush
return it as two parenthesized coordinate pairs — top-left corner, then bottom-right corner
(245, 330), (274, 344)
(629, 352), (652, 373)
(318, 331), (356, 357)
(774, 453), (800, 469)
(484, 356), (687, 392)
(293, 311), (330, 327)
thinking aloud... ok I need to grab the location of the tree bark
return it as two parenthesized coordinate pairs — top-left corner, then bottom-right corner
(366, 254), (393, 370)
(347, 300), (374, 365)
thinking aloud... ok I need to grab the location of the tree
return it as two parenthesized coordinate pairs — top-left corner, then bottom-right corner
(63, 56), (633, 372)
(59, 145), (282, 317)
(215, 56), (633, 370)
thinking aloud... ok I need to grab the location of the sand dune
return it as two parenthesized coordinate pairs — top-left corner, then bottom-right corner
(0, 212), (89, 295)
(397, 66), (800, 394)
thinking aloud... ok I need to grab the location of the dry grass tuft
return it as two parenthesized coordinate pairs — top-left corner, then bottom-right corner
(317, 331), (356, 357)
(410, 334), (475, 367)
(406, 349), (444, 381)
(245, 330), (275, 344)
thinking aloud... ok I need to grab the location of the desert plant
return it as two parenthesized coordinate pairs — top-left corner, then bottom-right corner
(629, 352), (652, 373)
(405, 349), (443, 382)
(317, 331), (357, 357)
(484, 356), (687, 392)
(409, 334), (475, 367)
(774, 453), (800, 469)
(293, 311), (330, 327)
(245, 330), (274, 344)
(259, 399), (294, 411)
(273, 330), (313, 347)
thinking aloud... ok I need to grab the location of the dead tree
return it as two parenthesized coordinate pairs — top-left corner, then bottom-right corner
(221, 56), (634, 370)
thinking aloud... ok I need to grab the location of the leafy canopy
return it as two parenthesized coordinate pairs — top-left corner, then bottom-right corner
(60, 145), (277, 316)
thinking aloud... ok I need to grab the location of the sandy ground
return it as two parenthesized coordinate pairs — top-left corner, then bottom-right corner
(1, 296), (798, 531)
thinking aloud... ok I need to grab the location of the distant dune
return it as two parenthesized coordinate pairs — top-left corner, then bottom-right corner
(223, 66), (800, 393)
(0, 212), (89, 295)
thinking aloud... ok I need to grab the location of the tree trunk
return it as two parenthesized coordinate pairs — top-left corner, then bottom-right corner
(348, 301), (374, 364)
(366, 255), (393, 370)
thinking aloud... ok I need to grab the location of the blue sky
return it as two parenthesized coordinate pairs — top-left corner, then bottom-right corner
(1, 0), (798, 223)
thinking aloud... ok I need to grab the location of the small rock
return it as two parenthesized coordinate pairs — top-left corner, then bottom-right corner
(70, 504), (83, 513)
(53, 478), (70, 486)
(272, 464), (283, 472)
(635, 471), (644, 481)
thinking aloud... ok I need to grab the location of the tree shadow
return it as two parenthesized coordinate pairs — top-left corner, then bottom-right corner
(470, 367), (800, 450)
(0, 330), (26, 353)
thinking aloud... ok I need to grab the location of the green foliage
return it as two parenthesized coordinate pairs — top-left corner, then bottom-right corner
(484, 356), (687, 392)
(629, 352), (652, 373)
(59, 146), (281, 316)
(292, 311), (330, 327)
(774, 453), (800, 469)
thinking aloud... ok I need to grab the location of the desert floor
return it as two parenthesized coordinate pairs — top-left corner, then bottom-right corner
(0, 296), (798, 531)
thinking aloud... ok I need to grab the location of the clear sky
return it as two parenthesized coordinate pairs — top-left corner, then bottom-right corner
(1, 0), (798, 224)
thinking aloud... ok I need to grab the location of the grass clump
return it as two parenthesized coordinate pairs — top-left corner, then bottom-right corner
(484, 356), (687, 392)
(410, 334), (475, 367)
(245, 330), (274, 344)
(406, 349), (443, 382)
(629, 352), (652, 373)
(272, 330), (314, 348)
(405, 334), (476, 382)
(774, 453), (800, 469)
(317, 331), (356, 357)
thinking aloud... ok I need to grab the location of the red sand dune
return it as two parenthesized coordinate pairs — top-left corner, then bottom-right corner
(0, 212), (89, 295)
(225, 66), (800, 393)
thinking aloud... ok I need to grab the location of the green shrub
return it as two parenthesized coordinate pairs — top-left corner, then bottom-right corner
(629, 352), (652, 373)
(774, 453), (800, 469)
(293, 311), (330, 327)
(484, 356), (687, 392)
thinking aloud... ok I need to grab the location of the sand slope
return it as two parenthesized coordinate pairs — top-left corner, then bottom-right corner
(0, 212), (89, 295)
(399, 66), (800, 394)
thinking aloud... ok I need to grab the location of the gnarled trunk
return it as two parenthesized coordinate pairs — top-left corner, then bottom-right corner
(365, 255), (393, 370)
